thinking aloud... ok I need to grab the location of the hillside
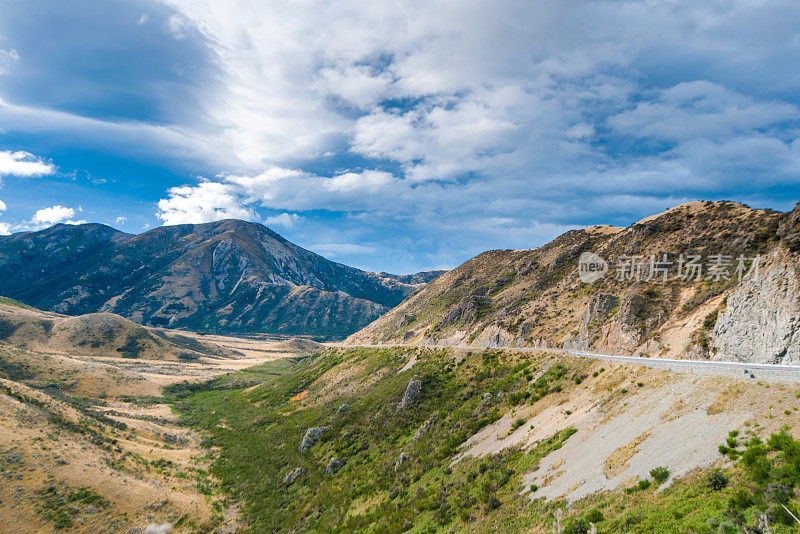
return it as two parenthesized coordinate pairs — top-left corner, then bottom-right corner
(167, 344), (800, 532)
(0, 220), (444, 339)
(349, 200), (800, 364)
(0, 297), (239, 362)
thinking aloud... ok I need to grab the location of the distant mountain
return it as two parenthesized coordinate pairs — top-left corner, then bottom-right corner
(349, 200), (800, 364)
(0, 220), (444, 339)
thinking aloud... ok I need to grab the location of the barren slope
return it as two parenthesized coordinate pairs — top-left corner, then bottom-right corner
(349, 200), (800, 364)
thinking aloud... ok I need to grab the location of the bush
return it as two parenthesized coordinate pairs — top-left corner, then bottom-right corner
(728, 488), (753, 510)
(707, 470), (728, 491)
(564, 518), (589, 534)
(650, 466), (670, 484)
(638, 479), (652, 491)
(585, 508), (604, 523)
(510, 418), (526, 431)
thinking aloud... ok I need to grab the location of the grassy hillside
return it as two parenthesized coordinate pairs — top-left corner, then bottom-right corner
(167, 346), (800, 533)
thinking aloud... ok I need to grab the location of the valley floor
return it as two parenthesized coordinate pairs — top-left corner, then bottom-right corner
(0, 334), (299, 533)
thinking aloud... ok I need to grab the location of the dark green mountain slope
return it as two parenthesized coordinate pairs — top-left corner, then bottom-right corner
(0, 220), (443, 339)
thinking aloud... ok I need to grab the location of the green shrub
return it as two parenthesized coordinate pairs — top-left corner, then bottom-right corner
(706, 470), (728, 491)
(585, 508), (604, 523)
(650, 466), (670, 484)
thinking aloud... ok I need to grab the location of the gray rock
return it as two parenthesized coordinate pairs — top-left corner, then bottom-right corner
(325, 457), (344, 475)
(394, 452), (407, 472)
(713, 250), (800, 364)
(413, 412), (438, 441)
(335, 402), (349, 415)
(299, 426), (328, 452)
(398, 376), (422, 409)
(283, 467), (304, 484)
(143, 524), (172, 534)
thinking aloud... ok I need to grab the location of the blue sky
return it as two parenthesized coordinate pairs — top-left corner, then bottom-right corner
(1, 0), (800, 273)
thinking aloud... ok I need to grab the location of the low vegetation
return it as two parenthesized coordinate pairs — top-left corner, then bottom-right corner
(168, 346), (800, 533)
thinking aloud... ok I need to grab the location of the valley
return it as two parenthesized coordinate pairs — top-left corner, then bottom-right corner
(0, 299), (299, 532)
(3, 200), (800, 532)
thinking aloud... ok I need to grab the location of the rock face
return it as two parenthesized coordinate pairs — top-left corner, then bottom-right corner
(712, 250), (800, 364)
(299, 426), (328, 452)
(0, 220), (443, 339)
(398, 376), (423, 409)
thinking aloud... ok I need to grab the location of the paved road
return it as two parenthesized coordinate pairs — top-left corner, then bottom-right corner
(335, 343), (800, 382)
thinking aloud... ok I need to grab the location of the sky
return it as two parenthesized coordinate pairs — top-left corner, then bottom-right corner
(0, 0), (799, 273)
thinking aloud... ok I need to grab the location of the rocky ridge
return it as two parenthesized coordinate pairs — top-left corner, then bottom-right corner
(349, 200), (800, 364)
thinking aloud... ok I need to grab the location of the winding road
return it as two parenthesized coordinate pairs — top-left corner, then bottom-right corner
(338, 343), (800, 382)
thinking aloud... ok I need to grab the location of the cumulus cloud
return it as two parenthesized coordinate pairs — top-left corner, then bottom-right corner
(7, 205), (88, 233)
(0, 150), (56, 178)
(156, 180), (257, 225)
(608, 81), (798, 142)
(19, 0), (800, 269)
(115, 216), (127, 225)
(32, 205), (85, 226)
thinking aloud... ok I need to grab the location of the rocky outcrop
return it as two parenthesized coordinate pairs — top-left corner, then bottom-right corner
(712, 250), (800, 364)
(299, 426), (328, 452)
(394, 452), (407, 472)
(398, 376), (423, 409)
(283, 467), (304, 484)
(566, 293), (619, 350)
(325, 457), (344, 475)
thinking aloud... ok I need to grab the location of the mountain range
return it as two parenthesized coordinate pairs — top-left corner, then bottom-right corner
(0, 220), (444, 339)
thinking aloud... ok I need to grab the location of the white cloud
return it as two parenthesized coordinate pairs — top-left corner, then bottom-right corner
(32, 205), (84, 226)
(0, 223), (9, 236)
(137, 13), (150, 25)
(0, 49), (18, 75)
(115, 216), (127, 225)
(156, 180), (257, 225)
(0, 200), (6, 211)
(608, 81), (798, 141)
(166, 14), (188, 39)
(263, 212), (301, 228)
(0, 150), (56, 178)
(8, 205), (88, 233)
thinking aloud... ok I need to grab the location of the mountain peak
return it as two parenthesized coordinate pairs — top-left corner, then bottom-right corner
(0, 219), (429, 339)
